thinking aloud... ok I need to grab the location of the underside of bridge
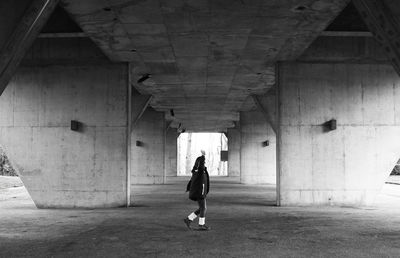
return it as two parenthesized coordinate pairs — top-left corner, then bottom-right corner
(1, 0), (400, 208)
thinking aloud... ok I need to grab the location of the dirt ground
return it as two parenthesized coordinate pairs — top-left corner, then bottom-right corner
(0, 176), (23, 189)
(1, 176), (400, 257)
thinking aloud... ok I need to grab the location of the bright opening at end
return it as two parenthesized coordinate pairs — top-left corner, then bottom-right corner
(0, 146), (35, 209)
(177, 133), (228, 177)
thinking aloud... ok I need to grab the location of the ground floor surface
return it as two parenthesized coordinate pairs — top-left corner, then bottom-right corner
(1, 177), (400, 257)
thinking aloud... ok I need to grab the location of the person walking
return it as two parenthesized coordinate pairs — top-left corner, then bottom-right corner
(183, 150), (210, 231)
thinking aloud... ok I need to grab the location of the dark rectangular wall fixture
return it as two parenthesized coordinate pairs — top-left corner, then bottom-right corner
(220, 151), (228, 161)
(324, 119), (337, 131)
(71, 120), (81, 131)
(262, 140), (269, 147)
(136, 140), (143, 147)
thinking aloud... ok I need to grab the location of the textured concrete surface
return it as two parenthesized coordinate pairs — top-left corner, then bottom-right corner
(0, 64), (128, 208)
(227, 98), (276, 184)
(164, 130), (178, 178)
(61, 0), (349, 131)
(131, 108), (165, 184)
(227, 127), (241, 178)
(240, 110), (276, 184)
(1, 177), (400, 257)
(278, 62), (400, 206)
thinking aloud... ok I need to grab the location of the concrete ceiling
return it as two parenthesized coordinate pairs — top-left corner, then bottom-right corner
(61, 0), (349, 131)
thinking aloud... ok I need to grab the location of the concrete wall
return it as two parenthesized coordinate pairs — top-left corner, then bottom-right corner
(0, 64), (128, 208)
(130, 108), (165, 184)
(278, 62), (400, 206)
(165, 129), (178, 178)
(240, 110), (276, 184)
(227, 128), (241, 178)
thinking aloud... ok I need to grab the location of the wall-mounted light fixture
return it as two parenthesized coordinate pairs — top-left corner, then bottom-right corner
(323, 119), (337, 131)
(170, 109), (175, 117)
(71, 120), (82, 132)
(220, 151), (228, 161)
(136, 140), (143, 147)
(137, 73), (151, 83)
(262, 140), (270, 147)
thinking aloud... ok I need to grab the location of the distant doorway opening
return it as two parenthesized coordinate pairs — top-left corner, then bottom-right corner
(177, 133), (228, 176)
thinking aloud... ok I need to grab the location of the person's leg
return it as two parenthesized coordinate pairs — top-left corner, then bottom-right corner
(198, 198), (209, 230)
(184, 199), (209, 230)
(188, 210), (198, 221)
(194, 207), (201, 216)
(184, 203), (200, 229)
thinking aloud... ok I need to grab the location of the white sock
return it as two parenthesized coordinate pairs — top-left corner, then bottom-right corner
(188, 212), (197, 221)
(199, 217), (205, 225)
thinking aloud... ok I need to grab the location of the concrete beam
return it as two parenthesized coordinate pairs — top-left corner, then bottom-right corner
(251, 95), (277, 134)
(0, 0), (59, 95)
(38, 32), (87, 38)
(320, 31), (373, 37)
(353, 0), (400, 76)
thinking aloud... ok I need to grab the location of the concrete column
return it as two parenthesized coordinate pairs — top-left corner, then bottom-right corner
(240, 110), (276, 184)
(165, 129), (178, 179)
(0, 64), (128, 208)
(227, 128), (241, 178)
(130, 108), (165, 184)
(277, 62), (400, 206)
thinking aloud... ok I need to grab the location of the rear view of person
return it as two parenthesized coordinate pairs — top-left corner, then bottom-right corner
(183, 150), (210, 231)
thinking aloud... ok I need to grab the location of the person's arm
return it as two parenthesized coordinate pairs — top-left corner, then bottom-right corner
(191, 157), (200, 173)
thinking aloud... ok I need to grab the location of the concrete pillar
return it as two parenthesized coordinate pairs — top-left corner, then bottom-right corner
(0, 64), (128, 208)
(130, 108), (166, 184)
(277, 62), (400, 206)
(239, 110), (276, 184)
(227, 128), (241, 178)
(165, 129), (178, 179)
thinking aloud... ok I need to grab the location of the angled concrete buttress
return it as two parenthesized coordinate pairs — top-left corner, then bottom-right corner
(0, 0), (59, 95)
(0, 64), (129, 208)
(0, 6), (129, 207)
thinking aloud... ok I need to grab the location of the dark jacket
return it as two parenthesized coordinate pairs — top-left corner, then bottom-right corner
(186, 155), (210, 201)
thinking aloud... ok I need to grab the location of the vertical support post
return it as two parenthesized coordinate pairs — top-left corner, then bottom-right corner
(163, 120), (173, 183)
(177, 132), (181, 176)
(163, 120), (167, 184)
(275, 62), (281, 206)
(126, 63), (133, 207)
